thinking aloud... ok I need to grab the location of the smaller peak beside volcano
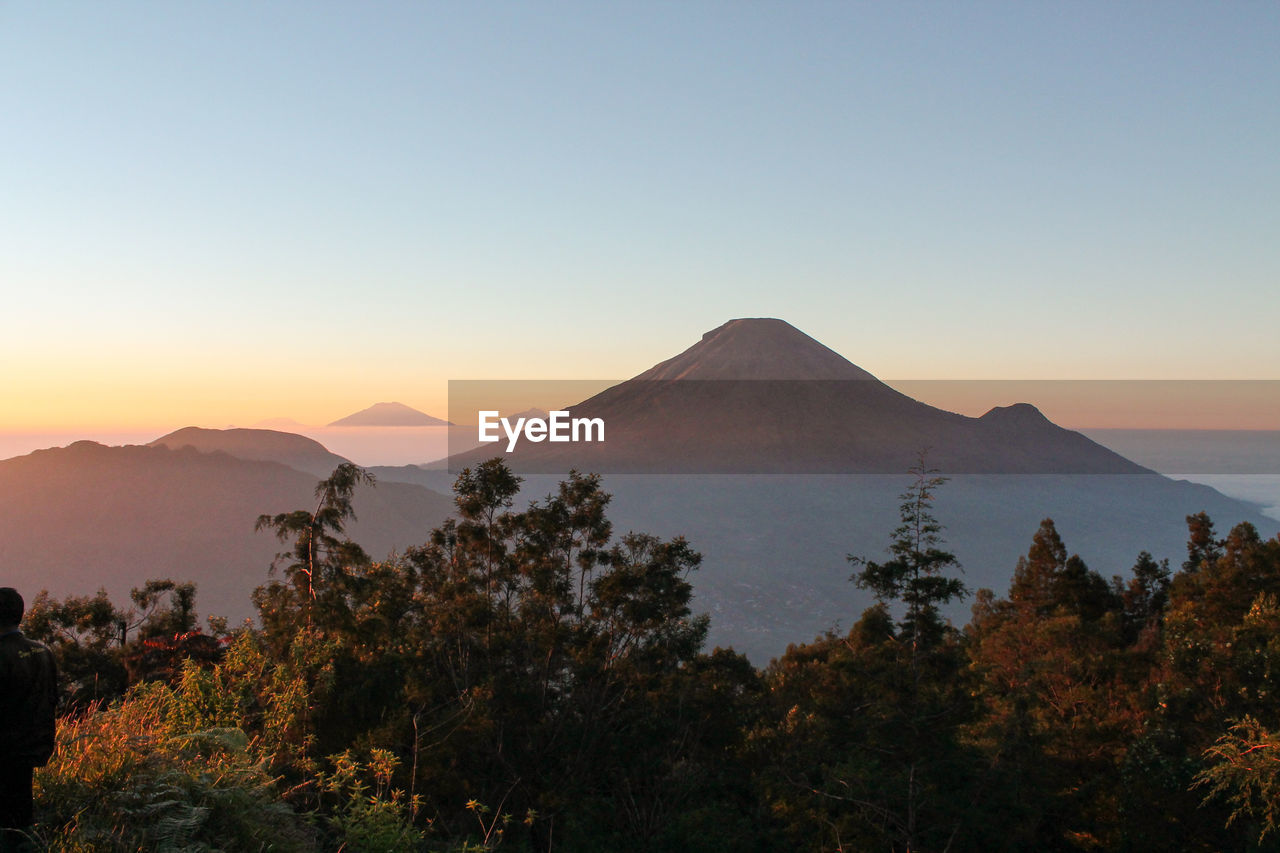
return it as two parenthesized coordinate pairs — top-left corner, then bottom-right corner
(328, 402), (451, 427)
(636, 318), (878, 381)
(980, 402), (1052, 425)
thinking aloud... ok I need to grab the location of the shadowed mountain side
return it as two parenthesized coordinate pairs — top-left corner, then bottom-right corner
(1082, 429), (1280, 476)
(512, 472), (1280, 663)
(0, 442), (454, 625)
(449, 381), (1148, 475)
(488, 381), (1152, 473)
(150, 427), (351, 478)
(368, 464), (457, 491)
(447, 319), (1148, 474)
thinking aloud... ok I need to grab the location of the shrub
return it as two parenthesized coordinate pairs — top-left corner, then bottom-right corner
(34, 682), (316, 852)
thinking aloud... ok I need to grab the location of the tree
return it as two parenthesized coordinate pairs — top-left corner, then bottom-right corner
(387, 462), (719, 849)
(255, 462), (375, 634)
(129, 579), (198, 639)
(1129, 519), (1280, 849)
(1007, 519), (1119, 622)
(22, 580), (226, 706)
(22, 588), (130, 707)
(849, 455), (966, 654)
(1184, 511), (1223, 574)
(1162, 519), (1280, 729)
(758, 458), (974, 852)
(1195, 714), (1280, 844)
(122, 579), (225, 684)
(966, 521), (1150, 849)
(1117, 551), (1171, 642)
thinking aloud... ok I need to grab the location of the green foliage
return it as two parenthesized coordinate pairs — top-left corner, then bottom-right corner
(1184, 511), (1224, 573)
(1116, 550), (1171, 642)
(1006, 519), (1121, 621)
(317, 750), (424, 852)
(23, 579), (224, 709)
(761, 613), (979, 852)
(849, 455), (966, 649)
(764, 461), (977, 852)
(398, 465), (714, 847)
(130, 579), (198, 639)
(453, 797), (536, 851)
(1196, 715), (1280, 844)
(23, 588), (130, 707)
(255, 461), (375, 628)
(34, 683), (316, 852)
(965, 521), (1144, 848)
(1162, 522), (1280, 732)
(29, 461), (1280, 852)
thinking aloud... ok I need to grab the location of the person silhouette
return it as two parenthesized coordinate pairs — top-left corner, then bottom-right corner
(0, 588), (58, 852)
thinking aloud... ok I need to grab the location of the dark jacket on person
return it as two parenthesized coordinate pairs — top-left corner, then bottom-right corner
(0, 629), (58, 767)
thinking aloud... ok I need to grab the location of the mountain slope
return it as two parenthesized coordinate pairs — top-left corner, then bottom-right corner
(151, 427), (349, 477)
(635, 317), (877, 380)
(441, 318), (1276, 660)
(577, 470), (1279, 662)
(0, 441), (454, 623)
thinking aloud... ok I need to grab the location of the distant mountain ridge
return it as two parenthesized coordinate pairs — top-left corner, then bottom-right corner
(151, 427), (349, 478)
(0, 438), (454, 624)
(329, 402), (450, 427)
(450, 318), (1149, 474)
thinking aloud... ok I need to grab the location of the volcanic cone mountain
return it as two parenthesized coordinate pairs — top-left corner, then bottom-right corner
(452, 318), (1148, 475)
(329, 402), (450, 427)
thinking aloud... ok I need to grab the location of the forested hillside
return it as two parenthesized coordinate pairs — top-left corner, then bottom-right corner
(21, 461), (1280, 851)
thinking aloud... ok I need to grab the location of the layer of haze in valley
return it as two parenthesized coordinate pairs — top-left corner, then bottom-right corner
(5, 427), (1279, 519)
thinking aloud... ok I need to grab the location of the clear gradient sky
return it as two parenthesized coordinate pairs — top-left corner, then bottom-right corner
(2, 2), (1277, 431)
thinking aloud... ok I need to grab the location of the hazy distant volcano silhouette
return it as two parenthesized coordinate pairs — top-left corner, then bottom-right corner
(450, 318), (1149, 475)
(330, 402), (451, 427)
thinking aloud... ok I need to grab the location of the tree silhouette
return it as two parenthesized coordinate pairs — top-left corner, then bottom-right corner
(255, 462), (375, 628)
(849, 453), (966, 653)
